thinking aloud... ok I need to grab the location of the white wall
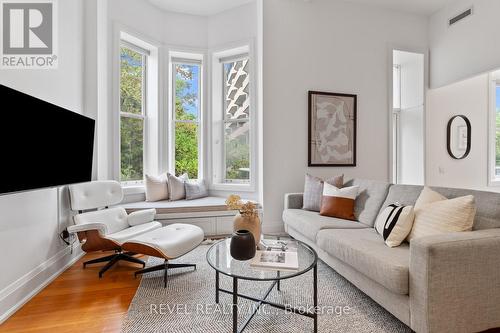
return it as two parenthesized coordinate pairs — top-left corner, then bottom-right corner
(207, 2), (257, 48)
(0, 0), (85, 322)
(429, 0), (500, 88)
(263, 0), (428, 231)
(426, 74), (491, 190)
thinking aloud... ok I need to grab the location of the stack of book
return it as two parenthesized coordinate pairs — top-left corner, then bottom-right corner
(250, 239), (299, 271)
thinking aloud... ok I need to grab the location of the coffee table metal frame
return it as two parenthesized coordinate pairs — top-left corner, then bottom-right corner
(206, 239), (318, 333)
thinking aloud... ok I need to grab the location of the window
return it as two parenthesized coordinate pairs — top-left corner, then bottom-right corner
(222, 56), (250, 183)
(493, 82), (500, 178)
(119, 43), (147, 182)
(171, 60), (201, 179)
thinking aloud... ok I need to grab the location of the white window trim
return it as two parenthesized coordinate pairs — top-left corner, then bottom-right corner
(210, 43), (257, 192)
(168, 52), (205, 179)
(488, 73), (500, 186)
(113, 28), (160, 193)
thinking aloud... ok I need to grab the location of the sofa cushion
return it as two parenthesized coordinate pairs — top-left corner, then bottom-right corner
(316, 228), (410, 294)
(343, 179), (391, 227)
(380, 184), (500, 230)
(283, 209), (367, 241)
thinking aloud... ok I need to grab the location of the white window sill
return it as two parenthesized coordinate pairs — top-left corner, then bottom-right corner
(210, 182), (255, 192)
(122, 185), (145, 195)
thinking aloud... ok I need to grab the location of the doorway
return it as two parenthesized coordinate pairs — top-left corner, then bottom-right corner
(391, 50), (425, 185)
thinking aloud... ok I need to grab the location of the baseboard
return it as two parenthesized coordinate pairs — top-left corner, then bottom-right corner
(0, 243), (84, 324)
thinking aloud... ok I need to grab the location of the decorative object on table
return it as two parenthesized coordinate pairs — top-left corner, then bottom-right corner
(319, 183), (359, 220)
(308, 91), (357, 166)
(226, 194), (261, 244)
(303, 173), (344, 211)
(447, 115), (471, 159)
(252, 239), (299, 270)
(374, 204), (415, 247)
(407, 187), (476, 241)
(230, 230), (256, 260)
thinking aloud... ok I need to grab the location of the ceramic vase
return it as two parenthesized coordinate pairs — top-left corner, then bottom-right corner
(233, 214), (261, 245)
(230, 230), (256, 260)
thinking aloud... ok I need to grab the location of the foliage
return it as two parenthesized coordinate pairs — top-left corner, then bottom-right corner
(120, 48), (144, 181)
(496, 109), (500, 172)
(225, 125), (250, 180)
(174, 65), (199, 179)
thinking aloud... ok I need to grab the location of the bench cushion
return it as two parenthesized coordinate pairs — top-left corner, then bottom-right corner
(283, 209), (368, 241)
(317, 228), (410, 295)
(122, 196), (233, 214)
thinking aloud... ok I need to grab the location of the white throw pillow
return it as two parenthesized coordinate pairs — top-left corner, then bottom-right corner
(375, 204), (415, 247)
(167, 173), (188, 201)
(145, 173), (168, 202)
(185, 179), (208, 200)
(407, 187), (476, 241)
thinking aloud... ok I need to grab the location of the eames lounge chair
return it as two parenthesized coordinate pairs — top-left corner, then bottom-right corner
(67, 181), (162, 277)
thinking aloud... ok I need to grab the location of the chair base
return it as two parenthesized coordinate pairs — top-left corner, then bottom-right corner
(134, 261), (196, 288)
(83, 251), (145, 278)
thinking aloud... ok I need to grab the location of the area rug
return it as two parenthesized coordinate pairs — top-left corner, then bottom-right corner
(122, 244), (411, 333)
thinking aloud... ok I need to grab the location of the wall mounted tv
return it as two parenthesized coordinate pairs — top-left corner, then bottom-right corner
(0, 84), (95, 195)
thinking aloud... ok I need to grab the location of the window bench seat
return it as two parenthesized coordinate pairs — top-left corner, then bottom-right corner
(121, 197), (258, 236)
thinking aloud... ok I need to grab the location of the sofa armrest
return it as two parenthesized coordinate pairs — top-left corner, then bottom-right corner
(67, 222), (108, 236)
(284, 193), (303, 210)
(409, 229), (500, 333)
(127, 208), (157, 226)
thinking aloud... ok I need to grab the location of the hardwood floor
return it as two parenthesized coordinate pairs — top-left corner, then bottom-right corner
(0, 252), (146, 333)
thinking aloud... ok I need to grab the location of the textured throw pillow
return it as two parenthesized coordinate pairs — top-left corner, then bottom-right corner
(144, 173), (169, 202)
(375, 204), (415, 247)
(167, 173), (188, 201)
(303, 173), (344, 211)
(185, 179), (208, 200)
(319, 183), (358, 220)
(407, 187), (476, 241)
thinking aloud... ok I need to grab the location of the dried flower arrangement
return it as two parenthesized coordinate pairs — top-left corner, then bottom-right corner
(225, 194), (258, 218)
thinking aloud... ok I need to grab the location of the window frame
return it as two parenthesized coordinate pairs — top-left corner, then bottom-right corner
(221, 55), (251, 184)
(488, 73), (500, 186)
(170, 58), (203, 179)
(119, 41), (148, 186)
(210, 44), (256, 192)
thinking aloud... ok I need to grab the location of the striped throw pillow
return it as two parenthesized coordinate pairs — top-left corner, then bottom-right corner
(408, 187), (476, 241)
(319, 183), (358, 220)
(375, 204), (415, 247)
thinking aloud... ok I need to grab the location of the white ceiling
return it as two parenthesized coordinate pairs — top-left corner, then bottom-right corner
(148, 0), (255, 16)
(340, 0), (452, 16)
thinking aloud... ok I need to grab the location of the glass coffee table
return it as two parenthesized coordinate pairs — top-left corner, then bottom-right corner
(206, 237), (318, 333)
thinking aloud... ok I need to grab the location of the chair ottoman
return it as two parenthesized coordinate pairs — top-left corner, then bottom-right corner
(122, 224), (204, 287)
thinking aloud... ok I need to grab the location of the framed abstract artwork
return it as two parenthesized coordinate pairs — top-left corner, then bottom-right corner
(308, 91), (357, 166)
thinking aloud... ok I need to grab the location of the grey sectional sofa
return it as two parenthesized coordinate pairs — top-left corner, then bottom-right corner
(283, 179), (500, 333)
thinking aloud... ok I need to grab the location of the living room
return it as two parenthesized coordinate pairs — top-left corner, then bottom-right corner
(0, 0), (499, 332)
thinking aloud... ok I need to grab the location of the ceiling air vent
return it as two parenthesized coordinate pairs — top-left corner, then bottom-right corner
(449, 7), (473, 26)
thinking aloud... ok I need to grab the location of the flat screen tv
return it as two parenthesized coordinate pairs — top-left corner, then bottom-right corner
(0, 84), (95, 195)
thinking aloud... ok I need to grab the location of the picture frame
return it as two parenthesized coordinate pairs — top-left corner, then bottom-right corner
(308, 91), (357, 166)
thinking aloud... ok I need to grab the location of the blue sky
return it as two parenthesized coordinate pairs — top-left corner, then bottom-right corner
(497, 86), (500, 109)
(178, 65), (199, 117)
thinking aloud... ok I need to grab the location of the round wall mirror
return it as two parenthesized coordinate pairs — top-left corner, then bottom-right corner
(447, 115), (471, 159)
